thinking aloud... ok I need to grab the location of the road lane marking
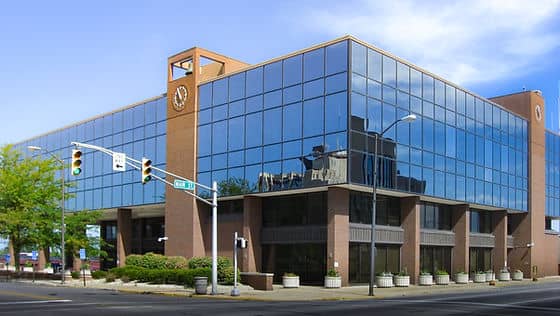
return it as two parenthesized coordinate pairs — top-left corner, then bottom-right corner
(385, 299), (560, 313)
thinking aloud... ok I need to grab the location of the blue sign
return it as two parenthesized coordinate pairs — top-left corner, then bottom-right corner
(4, 254), (10, 263)
(32, 250), (38, 261)
(79, 248), (86, 260)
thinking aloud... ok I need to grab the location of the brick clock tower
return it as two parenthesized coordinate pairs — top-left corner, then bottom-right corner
(164, 48), (247, 258)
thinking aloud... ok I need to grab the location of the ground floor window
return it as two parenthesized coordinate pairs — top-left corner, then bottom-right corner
(420, 246), (451, 275)
(261, 243), (326, 285)
(349, 243), (400, 283)
(469, 247), (492, 273)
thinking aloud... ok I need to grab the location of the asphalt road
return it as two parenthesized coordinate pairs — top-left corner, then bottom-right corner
(1, 281), (560, 315)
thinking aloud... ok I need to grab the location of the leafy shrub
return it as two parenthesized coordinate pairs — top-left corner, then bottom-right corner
(283, 272), (298, 277)
(91, 270), (107, 279)
(165, 256), (188, 269)
(188, 256), (233, 284)
(435, 270), (448, 275)
(326, 268), (339, 277)
(125, 254), (143, 267)
(376, 272), (392, 277)
(105, 272), (116, 283)
(71, 271), (81, 279)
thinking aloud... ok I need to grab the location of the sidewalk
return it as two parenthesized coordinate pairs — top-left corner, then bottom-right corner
(20, 276), (560, 301)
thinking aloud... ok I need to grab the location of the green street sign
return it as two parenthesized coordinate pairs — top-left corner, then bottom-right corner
(173, 179), (195, 191)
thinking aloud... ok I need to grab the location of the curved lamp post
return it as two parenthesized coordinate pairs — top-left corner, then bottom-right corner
(369, 114), (416, 296)
(28, 145), (66, 284)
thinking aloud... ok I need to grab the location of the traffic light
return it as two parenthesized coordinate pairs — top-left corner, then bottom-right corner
(141, 158), (152, 184)
(71, 149), (82, 176)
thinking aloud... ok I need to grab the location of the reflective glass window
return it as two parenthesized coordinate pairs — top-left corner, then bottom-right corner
(304, 78), (324, 100)
(246, 95), (262, 113)
(283, 102), (302, 141)
(198, 124), (211, 156)
(245, 112), (262, 148)
(246, 67), (263, 97)
(303, 97), (324, 137)
(263, 108), (282, 144)
(326, 40), (348, 75)
(228, 116), (244, 151)
(325, 92), (348, 133)
(229, 100), (244, 117)
(246, 147), (262, 165)
(303, 48), (324, 82)
(264, 61), (282, 92)
(382, 56), (396, 87)
(264, 90), (282, 109)
(283, 54), (302, 87)
(326, 72), (347, 94)
(229, 72), (245, 102)
(212, 121), (227, 153)
(352, 42), (367, 76)
(212, 78), (228, 105)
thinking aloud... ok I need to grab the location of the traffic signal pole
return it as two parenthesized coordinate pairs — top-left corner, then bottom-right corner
(70, 141), (219, 294)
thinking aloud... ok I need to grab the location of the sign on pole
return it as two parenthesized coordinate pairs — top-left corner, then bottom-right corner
(173, 179), (195, 191)
(113, 152), (126, 172)
(4, 254), (10, 263)
(79, 248), (86, 260)
(32, 250), (38, 261)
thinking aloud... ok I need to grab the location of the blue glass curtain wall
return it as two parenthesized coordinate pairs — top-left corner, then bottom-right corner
(197, 41), (349, 196)
(349, 40), (528, 211)
(545, 131), (560, 217)
(15, 96), (167, 211)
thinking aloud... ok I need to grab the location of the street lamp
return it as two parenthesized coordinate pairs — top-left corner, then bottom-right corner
(28, 145), (66, 284)
(369, 114), (416, 296)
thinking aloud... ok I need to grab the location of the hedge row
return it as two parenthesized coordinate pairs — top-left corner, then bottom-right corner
(124, 253), (234, 284)
(109, 266), (211, 287)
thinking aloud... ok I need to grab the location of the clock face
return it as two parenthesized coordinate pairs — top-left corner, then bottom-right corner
(173, 85), (188, 111)
(535, 105), (542, 122)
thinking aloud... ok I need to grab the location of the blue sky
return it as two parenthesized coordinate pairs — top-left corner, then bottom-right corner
(1, 0), (559, 145)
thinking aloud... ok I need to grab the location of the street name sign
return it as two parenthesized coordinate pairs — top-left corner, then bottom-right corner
(173, 179), (195, 191)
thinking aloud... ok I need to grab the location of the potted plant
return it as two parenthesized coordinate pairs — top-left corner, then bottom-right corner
(376, 272), (394, 288)
(393, 269), (410, 287)
(473, 271), (486, 283)
(435, 270), (449, 285)
(454, 271), (468, 284)
(498, 267), (510, 281)
(485, 269), (495, 282)
(419, 271), (433, 286)
(282, 272), (300, 288)
(324, 268), (341, 288)
(512, 269), (523, 281)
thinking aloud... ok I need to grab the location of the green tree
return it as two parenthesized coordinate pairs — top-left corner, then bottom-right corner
(0, 145), (63, 269)
(64, 209), (107, 264)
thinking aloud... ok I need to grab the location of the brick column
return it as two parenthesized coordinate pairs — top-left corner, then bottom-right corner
(401, 196), (420, 283)
(492, 211), (508, 272)
(242, 196), (262, 272)
(452, 204), (469, 275)
(327, 187), (350, 286)
(117, 208), (132, 267)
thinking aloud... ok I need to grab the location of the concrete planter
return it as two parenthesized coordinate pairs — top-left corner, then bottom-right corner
(435, 274), (449, 285)
(498, 271), (510, 281)
(376, 276), (394, 288)
(194, 276), (208, 294)
(324, 276), (341, 288)
(23, 267), (33, 272)
(485, 271), (495, 282)
(474, 273), (486, 283)
(393, 275), (410, 287)
(512, 271), (523, 281)
(454, 273), (469, 284)
(282, 276), (300, 288)
(419, 274), (433, 286)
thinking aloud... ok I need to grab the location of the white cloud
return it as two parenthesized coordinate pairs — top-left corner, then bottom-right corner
(302, 0), (560, 85)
